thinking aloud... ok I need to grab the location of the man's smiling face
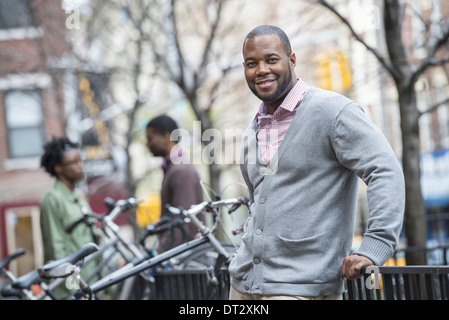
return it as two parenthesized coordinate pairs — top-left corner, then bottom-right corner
(243, 34), (296, 112)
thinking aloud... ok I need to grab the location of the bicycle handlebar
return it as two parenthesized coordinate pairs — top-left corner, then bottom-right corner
(227, 195), (250, 214)
(104, 197), (139, 222)
(165, 196), (249, 258)
(165, 196), (250, 219)
(65, 197), (139, 233)
(232, 225), (245, 235)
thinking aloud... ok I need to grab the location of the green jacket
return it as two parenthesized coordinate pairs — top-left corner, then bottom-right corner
(40, 180), (98, 298)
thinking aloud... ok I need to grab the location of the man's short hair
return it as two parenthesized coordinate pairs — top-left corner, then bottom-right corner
(243, 25), (292, 56)
(146, 114), (179, 135)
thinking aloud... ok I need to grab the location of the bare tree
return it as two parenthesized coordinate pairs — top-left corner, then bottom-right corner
(75, 0), (165, 196)
(145, 0), (245, 194)
(79, 0), (246, 197)
(315, 0), (449, 264)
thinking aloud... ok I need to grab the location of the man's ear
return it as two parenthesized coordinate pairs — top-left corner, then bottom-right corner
(163, 132), (177, 151)
(289, 53), (297, 69)
(163, 132), (172, 144)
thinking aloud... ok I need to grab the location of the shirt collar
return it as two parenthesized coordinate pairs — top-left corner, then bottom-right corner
(162, 148), (183, 171)
(254, 78), (309, 121)
(55, 180), (80, 203)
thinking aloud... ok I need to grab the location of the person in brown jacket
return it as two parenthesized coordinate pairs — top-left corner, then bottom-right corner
(145, 114), (205, 253)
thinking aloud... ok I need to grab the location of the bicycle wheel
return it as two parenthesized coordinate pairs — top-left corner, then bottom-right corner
(167, 243), (235, 300)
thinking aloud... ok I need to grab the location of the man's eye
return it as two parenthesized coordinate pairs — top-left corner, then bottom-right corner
(268, 58), (278, 63)
(246, 62), (256, 68)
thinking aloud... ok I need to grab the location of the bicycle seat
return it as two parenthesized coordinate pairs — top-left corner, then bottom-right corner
(11, 269), (41, 290)
(38, 243), (99, 279)
(0, 283), (23, 298)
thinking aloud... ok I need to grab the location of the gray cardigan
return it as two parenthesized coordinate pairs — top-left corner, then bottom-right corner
(229, 87), (405, 296)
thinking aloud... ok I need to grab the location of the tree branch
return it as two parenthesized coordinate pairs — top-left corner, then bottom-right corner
(413, 22), (449, 82)
(196, 0), (223, 88)
(428, 20), (449, 58)
(315, 0), (396, 78)
(169, 0), (188, 92)
(419, 96), (449, 116)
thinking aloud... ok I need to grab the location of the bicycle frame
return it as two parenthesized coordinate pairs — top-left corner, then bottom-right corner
(86, 200), (146, 280)
(38, 198), (145, 298)
(0, 249), (36, 300)
(89, 233), (214, 294)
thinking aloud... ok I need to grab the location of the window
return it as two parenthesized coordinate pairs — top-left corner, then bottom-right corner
(5, 90), (45, 158)
(0, 0), (33, 29)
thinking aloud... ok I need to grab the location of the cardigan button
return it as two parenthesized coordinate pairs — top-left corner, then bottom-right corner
(259, 197), (266, 204)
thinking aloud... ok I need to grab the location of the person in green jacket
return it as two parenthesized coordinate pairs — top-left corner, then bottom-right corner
(39, 137), (98, 299)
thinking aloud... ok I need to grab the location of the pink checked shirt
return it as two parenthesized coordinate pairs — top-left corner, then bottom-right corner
(256, 79), (309, 164)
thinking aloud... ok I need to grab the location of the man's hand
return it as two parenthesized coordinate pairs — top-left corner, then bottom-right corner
(341, 254), (374, 280)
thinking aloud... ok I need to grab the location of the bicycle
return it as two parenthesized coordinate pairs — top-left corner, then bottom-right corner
(162, 196), (249, 271)
(64, 196), (155, 300)
(138, 196), (248, 270)
(37, 196), (249, 300)
(70, 196), (210, 299)
(0, 248), (36, 300)
(0, 244), (98, 300)
(0, 197), (146, 300)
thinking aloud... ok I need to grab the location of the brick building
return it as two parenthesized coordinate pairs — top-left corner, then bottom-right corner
(0, 0), (130, 277)
(0, 0), (74, 276)
(0, 0), (131, 275)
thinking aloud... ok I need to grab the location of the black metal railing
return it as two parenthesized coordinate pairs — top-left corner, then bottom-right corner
(344, 266), (449, 300)
(151, 266), (449, 300)
(143, 258), (449, 300)
(149, 268), (231, 300)
(150, 266), (449, 300)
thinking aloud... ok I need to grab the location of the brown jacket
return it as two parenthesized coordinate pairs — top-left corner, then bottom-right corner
(157, 158), (205, 252)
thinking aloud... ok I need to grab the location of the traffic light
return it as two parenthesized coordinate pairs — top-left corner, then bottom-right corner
(336, 51), (353, 91)
(315, 50), (353, 92)
(315, 53), (332, 91)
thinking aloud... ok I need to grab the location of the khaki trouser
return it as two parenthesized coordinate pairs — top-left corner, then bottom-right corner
(229, 286), (343, 300)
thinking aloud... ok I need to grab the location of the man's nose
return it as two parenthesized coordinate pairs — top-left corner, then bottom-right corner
(256, 62), (270, 75)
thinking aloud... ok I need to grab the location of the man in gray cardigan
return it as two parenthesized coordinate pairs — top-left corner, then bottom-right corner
(229, 25), (405, 300)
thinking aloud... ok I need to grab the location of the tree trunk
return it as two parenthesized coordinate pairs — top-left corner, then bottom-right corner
(398, 87), (427, 265)
(384, 0), (427, 265)
(188, 95), (222, 197)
